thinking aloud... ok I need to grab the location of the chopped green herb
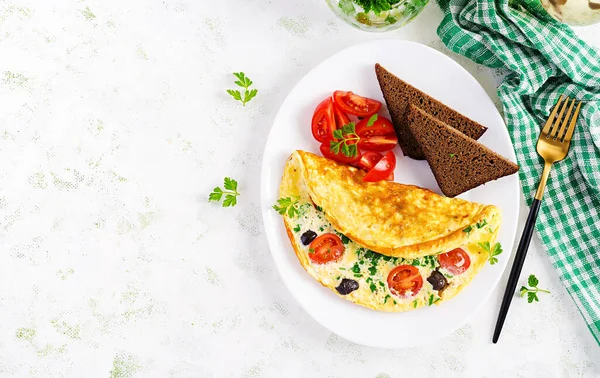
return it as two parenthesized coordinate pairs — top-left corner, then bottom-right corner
(227, 72), (258, 106)
(463, 225), (473, 236)
(340, 234), (350, 244)
(428, 294), (438, 306)
(476, 219), (488, 229)
(351, 263), (361, 274)
(411, 259), (420, 267)
(443, 273), (453, 279)
(308, 248), (315, 254)
(378, 281), (385, 287)
(368, 266), (377, 276)
(369, 283), (377, 292)
(272, 197), (300, 218)
(359, 260), (364, 265)
(413, 299), (418, 308)
(393, 299), (397, 305)
(319, 226), (325, 232)
(382, 255), (391, 262)
(449, 153), (456, 158)
(315, 205), (323, 212)
(366, 113), (378, 127)
(354, 273), (363, 278)
(209, 177), (240, 207)
(364, 250), (374, 259)
(478, 241), (503, 265)
(520, 274), (550, 303)
(384, 294), (392, 304)
(336, 276), (340, 280)
(293, 224), (301, 233)
(385, 15), (397, 24)
(487, 226), (494, 234)
(339, 267), (346, 271)
(366, 277), (373, 283)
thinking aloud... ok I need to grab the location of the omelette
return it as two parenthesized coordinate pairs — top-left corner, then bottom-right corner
(275, 150), (503, 312)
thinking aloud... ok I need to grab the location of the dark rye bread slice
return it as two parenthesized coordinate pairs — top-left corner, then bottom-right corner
(375, 63), (488, 160)
(405, 104), (519, 198)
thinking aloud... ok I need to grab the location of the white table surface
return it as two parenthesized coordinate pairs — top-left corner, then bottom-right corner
(1, 1), (599, 377)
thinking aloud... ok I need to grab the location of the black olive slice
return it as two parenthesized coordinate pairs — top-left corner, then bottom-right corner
(427, 270), (448, 291)
(300, 230), (317, 245)
(336, 278), (359, 295)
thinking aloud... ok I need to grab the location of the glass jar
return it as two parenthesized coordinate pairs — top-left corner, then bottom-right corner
(325, 0), (430, 32)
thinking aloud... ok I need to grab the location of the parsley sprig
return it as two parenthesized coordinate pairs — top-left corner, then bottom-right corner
(520, 274), (550, 303)
(273, 197), (301, 218)
(227, 72), (258, 106)
(478, 241), (503, 265)
(209, 177), (240, 207)
(330, 122), (359, 158)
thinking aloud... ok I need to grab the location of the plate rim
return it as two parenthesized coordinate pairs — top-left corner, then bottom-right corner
(260, 39), (520, 349)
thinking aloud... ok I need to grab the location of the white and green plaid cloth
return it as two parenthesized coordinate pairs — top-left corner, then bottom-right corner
(436, 0), (600, 344)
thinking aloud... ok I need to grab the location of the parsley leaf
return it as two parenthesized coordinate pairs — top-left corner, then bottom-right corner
(449, 153), (456, 158)
(227, 72), (258, 106)
(369, 283), (377, 292)
(478, 241), (503, 265)
(520, 274), (549, 303)
(293, 224), (301, 233)
(412, 299), (418, 308)
(366, 113), (378, 127)
(528, 274), (539, 287)
(384, 294), (392, 304)
(208, 177), (240, 207)
(352, 0), (398, 15)
(329, 122), (360, 158)
(272, 197), (301, 218)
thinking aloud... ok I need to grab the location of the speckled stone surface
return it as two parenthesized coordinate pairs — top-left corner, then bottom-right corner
(1, 1), (599, 377)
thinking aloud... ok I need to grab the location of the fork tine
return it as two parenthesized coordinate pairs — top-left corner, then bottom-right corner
(557, 97), (575, 140)
(562, 101), (582, 143)
(541, 95), (564, 137)
(550, 97), (571, 139)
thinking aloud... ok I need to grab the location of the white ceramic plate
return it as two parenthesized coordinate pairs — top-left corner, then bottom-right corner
(260, 40), (519, 349)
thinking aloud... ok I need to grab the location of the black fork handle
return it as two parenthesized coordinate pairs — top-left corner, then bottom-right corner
(492, 199), (542, 343)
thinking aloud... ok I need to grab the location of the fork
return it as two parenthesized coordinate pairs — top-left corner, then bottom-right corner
(492, 95), (582, 343)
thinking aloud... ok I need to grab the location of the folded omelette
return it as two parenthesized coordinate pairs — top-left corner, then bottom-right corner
(277, 150), (503, 312)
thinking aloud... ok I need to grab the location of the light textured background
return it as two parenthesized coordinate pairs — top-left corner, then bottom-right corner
(0, 0), (599, 377)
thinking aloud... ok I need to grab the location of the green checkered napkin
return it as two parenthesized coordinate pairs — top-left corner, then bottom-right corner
(436, 0), (600, 344)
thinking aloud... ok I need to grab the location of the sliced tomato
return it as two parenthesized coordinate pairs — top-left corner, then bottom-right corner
(355, 115), (395, 137)
(358, 151), (383, 171)
(386, 171), (394, 181)
(358, 134), (398, 152)
(355, 116), (397, 152)
(308, 233), (345, 264)
(311, 97), (336, 143)
(333, 91), (381, 117)
(387, 265), (423, 298)
(332, 102), (351, 129)
(320, 143), (360, 166)
(363, 151), (396, 182)
(439, 248), (471, 275)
